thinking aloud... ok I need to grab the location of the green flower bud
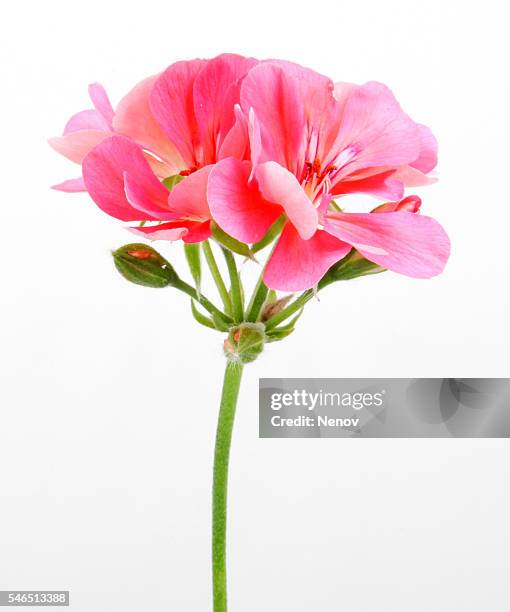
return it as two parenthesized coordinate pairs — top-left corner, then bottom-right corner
(112, 243), (179, 288)
(223, 323), (265, 364)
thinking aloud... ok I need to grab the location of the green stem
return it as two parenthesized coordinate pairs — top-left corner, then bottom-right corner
(264, 289), (314, 330)
(245, 274), (269, 322)
(222, 248), (244, 323)
(174, 279), (232, 326)
(212, 360), (244, 612)
(203, 241), (233, 316)
(245, 238), (280, 323)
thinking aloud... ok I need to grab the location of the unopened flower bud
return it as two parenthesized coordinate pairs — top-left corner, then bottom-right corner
(372, 195), (422, 214)
(223, 323), (265, 364)
(112, 243), (179, 288)
(261, 294), (293, 321)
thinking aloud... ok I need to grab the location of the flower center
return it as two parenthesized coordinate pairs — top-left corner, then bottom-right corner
(300, 142), (361, 204)
(301, 157), (337, 202)
(179, 166), (199, 177)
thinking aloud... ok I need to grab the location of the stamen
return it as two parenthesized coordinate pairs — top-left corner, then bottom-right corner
(333, 144), (360, 170)
(179, 166), (199, 177)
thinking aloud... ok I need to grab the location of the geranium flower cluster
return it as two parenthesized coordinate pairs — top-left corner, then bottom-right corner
(50, 53), (449, 291)
(49, 54), (451, 612)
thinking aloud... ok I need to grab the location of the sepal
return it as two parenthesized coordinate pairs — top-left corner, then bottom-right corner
(223, 323), (265, 364)
(211, 222), (255, 259)
(265, 310), (303, 343)
(162, 174), (185, 191)
(319, 249), (385, 288)
(251, 215), (285, 254)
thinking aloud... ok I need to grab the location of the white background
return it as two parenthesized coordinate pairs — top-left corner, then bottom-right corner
(1, 0), (509, 610)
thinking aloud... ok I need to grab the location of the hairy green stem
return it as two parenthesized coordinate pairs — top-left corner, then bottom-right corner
(212, 361), (244, 612)
(245, 239), (281, 323)
(222, 248), (244, 323)
(202, 241), (233, 316)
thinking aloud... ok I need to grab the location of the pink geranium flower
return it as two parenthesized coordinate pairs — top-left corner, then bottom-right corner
(79, 54), (258, 242)
(208, 61), (449, 290)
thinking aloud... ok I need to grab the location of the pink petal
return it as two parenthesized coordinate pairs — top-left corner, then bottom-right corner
(333, 169), (404, 200)
(167, 165), (212, 221)
(208, 158), (281, 243)
(411, 124), (438, 173)
(391, 165), (437, 187)
(264, 223), (351, 291)
(193, 53), (258, 163)
(240, 63), (306, 174)
(113, 74), (185, 175)
(182, 220), (212, 243)
(123, 171), (175, 220)
(247, 108), (263, 177)
(333, 82), (358, 105)
(332, 82), (423, 178)
(218, 104), (250, 161)
(317, 193), (333, 215)
(64, 110), (110, 134)
(266, 61), (339, 165)
(82, 135), (170, 221)
(142, 152), (180, 179)
(372, 195), (422, 213)
(267, 59), (334, 130)
(88, 83), (114, 128)
(341, 163), (437, 189)
(150, 59), (207, 168)
(48, 130), (110, 164)
(129, 223), (187, 241)
(128, 220), (211, 243)
(51, 177), (86, 192)
(325, 211), (450, 278)
(255, 161), (318, 240)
